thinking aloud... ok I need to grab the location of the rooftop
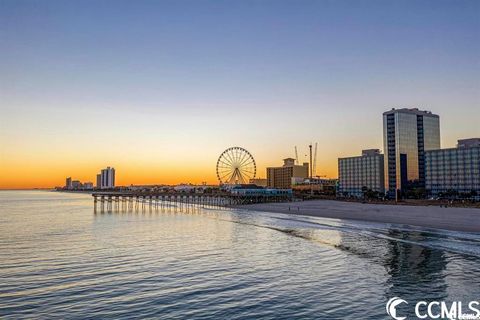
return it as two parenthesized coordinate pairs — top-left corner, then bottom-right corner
(458, 138), (480, 148)
(362, 149), (381, 156)
(425, 138), (480, 153)
(383, 108), (439, 117)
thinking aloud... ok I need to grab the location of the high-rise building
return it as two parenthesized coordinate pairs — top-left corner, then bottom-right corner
(98, 167), (115, 189)
(383, 108), (440, 198)
(65, 177), (72, 190)
(71, 180), (82, 189)
(425, 138), (480, 198)
(96, 174), (101, 189)
(338, 149), (385, 198)
(267, 158), (309, 189)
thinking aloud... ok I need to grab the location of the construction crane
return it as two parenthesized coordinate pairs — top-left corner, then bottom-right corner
(294, 146), (299, 165)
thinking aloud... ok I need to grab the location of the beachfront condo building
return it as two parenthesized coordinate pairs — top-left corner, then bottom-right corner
(267, 158), (309, 189)
(338, 149), (385, 198)
(98, 167), (115, 189)
(425, 138), (480, 198)
(383, 108), (440, 198)
(65, 177), (72, 190)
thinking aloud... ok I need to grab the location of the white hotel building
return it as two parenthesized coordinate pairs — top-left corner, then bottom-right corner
(97, 167), (115, 189)
(425, 138), (480, 198)
(338, 149), (385, 198)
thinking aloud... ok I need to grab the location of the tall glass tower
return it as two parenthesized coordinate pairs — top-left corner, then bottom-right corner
(383, 108), (440, 198)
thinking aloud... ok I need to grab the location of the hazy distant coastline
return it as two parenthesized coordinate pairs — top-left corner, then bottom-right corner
(54, 190), (94, 194)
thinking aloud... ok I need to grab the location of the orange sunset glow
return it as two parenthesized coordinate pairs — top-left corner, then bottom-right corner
(0, 111), (476, 190)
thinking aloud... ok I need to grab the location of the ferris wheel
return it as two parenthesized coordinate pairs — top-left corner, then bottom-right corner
(216, 147), (256, 184)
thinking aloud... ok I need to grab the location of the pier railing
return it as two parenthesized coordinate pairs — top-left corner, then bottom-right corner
(92, 191), (292, 213)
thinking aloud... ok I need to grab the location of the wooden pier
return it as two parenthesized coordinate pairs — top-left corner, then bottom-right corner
(92, 191), (292, 213)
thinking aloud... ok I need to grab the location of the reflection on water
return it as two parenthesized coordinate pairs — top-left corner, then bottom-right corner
(0, 191), (479, 319)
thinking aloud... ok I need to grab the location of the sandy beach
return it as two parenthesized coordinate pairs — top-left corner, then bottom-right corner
(238, 200), (480, 233)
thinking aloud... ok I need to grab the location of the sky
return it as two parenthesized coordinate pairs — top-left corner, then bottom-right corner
(1, 0), (479, 188)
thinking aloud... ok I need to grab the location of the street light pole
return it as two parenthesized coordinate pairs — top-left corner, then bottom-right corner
(309, 144), (313, 196)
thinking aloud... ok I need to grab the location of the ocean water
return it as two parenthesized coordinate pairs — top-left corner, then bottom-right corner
(0, 190), (479, 319)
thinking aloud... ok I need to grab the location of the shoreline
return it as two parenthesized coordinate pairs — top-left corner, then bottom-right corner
(54, 190), (94, 194)
(237, 199), (480, 233)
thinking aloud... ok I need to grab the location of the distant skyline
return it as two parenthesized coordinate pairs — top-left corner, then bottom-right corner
(1, 0), (479, 189)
